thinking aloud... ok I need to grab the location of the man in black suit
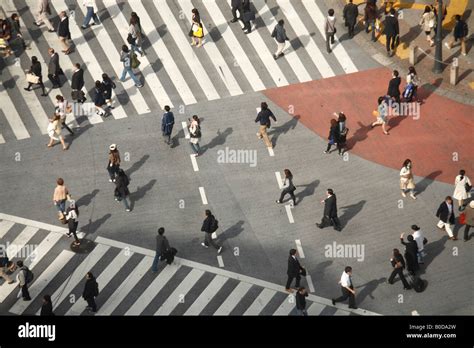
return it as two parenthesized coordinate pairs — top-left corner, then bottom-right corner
(285, 249), (305, 293)
(343, 0), (359, 38)
(71, 62), (86, 103)
(436, 196), (457, 240)
(47, 48), (61, 88)
(57, 11), (71, 55)
(316, 188), (342, 231)
(230, 0), (243, 23)
(383, 8), (399, 57)
(387, 69), (401, 105)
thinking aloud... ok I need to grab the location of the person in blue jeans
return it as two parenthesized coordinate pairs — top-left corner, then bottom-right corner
(152, 227), (170, 273)
(81, 0), (100, 29)
(119, 45), (142, 88)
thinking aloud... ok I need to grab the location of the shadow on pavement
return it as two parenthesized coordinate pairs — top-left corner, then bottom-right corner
(311, 260), (333, 281)
(356, 277), (386, 304)
(339, 200), (367, 229)
(75, 189), (100, 208)
(346, 122), (371, 151)
(81, 214), (112, 235)
(126, 154), (150, 177)
(418, 235), (448, 275)
(268, 115), (300, 149)
(200, 127), (233, 155)
(416, 170), (443, 195)
(130, 179), (157, 210)
(219, 220), (245, 243)
(295, 179), (319, 205)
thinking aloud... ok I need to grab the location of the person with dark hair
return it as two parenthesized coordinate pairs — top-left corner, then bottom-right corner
(53, 178), (69, 216)
(404, 66), (420, 103)
(152, 227), (170, 273)
(286, 249), (305, 293)
(128, 15), (144, 57)
(399, 159), (416, 199)
(276, 169), (297, 206)
(436, 196), (457, 240)
(445, 14), (468, 56)
(161, 105), (175, 146)
(400, 233), (419, 275)
(16, 260), (31, 301)
(201, 210), (222, 254)
(8, 13), (27, 51)
(24, 56), (46, 96)
(107, 144), (121, 182)
(272, 19), (289, 59)
(295, 287), (308, 315)
(101, 73), (116, 109)
(94, 80), (108, 117)
(65, 200), (80, 246)
(55, 95), (74, 135)
(383, 8), (399, 57)
(82, 272), (98, 313)
(335, 112), (348, 155)
(47, 113), (69, 150)
(463, 201), (474, 242)
(364, 0), (377, 42)
(188, 115), (201, 156)
(47, 49), (61, 89)
(332, 266), (357, 309)
(343, 0), (358, 38)
(420, 6), (436, 47)
(119, 45), (142, 88)
(114, 169), (131, 212)
(0, 253), (15, 284)
(323, 119), (339, 154)
(371, 96), (389, 135)
(191, 8), (201, 25)
(411, 225), (426, 264)
(388, 249), (411, 290)
(453, 170), (471, 209)
(230, 0), (243, 23)
(57, 11), (71, 55)
(41, 295), (55, 315)
(387, 69), (401, 105)
(316, 189), (342, 231)
(324, 9), (336, 53)
(255, 102), (277, 149)
(71, 63), (86, 103)
(130, 12), (143, 35)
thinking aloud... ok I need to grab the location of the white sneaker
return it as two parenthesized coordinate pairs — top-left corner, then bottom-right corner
(410, 193), (417, 200)
(444, 42), (450, 49)
(109, 179), (113, 183)
(201, 243), (208, 248)
(126, 209), (131, 212)
(217, 246), (223, 254)
(401, 192), (407, 197)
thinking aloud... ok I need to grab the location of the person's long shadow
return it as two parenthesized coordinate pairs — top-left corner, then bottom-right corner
(81, 214), (112, 235)
(170, 127), (184, 148)
(75, 189), (100, 208)
(346, 122), (371, 151)
(200, 127), (233, 155)
(130, 179), (157, 210)
(339, 200), (366, 229)
(126, 155), (150, 177)
(67, 124), (93, 146)
(311, 260), (333, 281)
(218, 220), (245, 244)
(418, 78), (443, 101)
(267, 115), (300, 149)
(295, 179), (319, 205)
(418, 235), (448, 275)
(415, 170), (443, 195)
(356, 277), (386, 304)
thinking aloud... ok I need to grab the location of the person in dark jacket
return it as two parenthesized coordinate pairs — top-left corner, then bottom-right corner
(114, 169), (131, 212)
(436, 196), (457, 240)
(71, 63), (86, 103)
(57, 11), (71, 54)
(161, 105), (175, 146)
(276, 169), (296, 206)
(388, 248), (411, 289)
(40, 295), (55, 316)
(82, 272), (98, 313)
(151, 227), (170, 272)
(316, 189), (342, 231)
(445, 14), (468, 56)
(255, 102), (277, 149)
(384, 8), (399, 57)
(364, 1), (377, 42)
(200, 210), (222, 254)
(101, 73), (116, 109)
(93, 80), (108, 117)
(16, 260), (31, 301)
(295, 287), (308, 316)
(242, 0), (254, 34)
(47, 48), (61, 88)
(343, 0), (359, 38)
(336, 112), (348, 155)
(230, 0), (243, 23)
(323, 119), (339, 154)
(65, 200), (80, 246)
(286, 249), (305, 293)
(400, 233), (419, 275)
(272, 19), (289, 59)
(387, 69), (401, 104)
(8, 13), (27, 50)
(24, 56), (46, 96)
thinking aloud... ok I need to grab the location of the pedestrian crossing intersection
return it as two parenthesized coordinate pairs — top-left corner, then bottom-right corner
(0, 0), (374, 145)
(0, 213), (378, 316)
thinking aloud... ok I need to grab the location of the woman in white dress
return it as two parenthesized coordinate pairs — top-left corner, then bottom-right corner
(400, 159), (416, 199)
(453, 170), (471, 209)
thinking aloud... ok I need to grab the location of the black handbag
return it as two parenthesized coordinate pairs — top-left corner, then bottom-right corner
(188, 28), (193, 37)
(127, 33), (136, 45)
(300, 267), (307, 277)
(465, 182), (472, 193)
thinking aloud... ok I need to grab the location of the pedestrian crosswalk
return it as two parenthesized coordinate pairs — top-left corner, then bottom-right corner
(1, 0), (363, 145)
(0, 213), (378, 316)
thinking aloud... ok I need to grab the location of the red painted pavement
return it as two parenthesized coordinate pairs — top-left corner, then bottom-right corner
(263, 67), (473, 184)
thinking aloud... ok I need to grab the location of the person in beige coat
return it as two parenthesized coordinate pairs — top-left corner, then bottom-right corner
(453, 170), (471, 209)
(419, 5), (436, 46)
(400, 159), (416, 199)
(462, 201), (474, 242)
(35, 0), (54, 32)
(47, 114), (68, 150)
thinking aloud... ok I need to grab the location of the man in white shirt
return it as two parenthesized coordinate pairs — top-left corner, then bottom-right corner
(411, 225), (426, 264)
(331, 266), (357, 309)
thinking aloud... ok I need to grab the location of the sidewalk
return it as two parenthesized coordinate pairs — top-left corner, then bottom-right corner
(335, 0), (473, 105)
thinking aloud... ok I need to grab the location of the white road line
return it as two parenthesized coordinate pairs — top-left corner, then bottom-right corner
(0, 84), (30, 140)
(276, 0), (335, 78)
(295, 239), (305, 258)
(9, 250), (76, 314)
(66, 248), (131, 315)
(204, 0), (266, 91)
(76, 1), (150, 115)
(190, 155), (199, 172)
(301, 0), (358, 74)
(244, 288), (276, 315)
(179, 0), (242, 97)
(273, 294), (296, 315)
(104, 0), (172, 109)
(199, 187), (208, 205)
(155, 268), (205, 315)
(275, 171), (283, 189)
(253, 0), (312, 83)
(155, 1), (220, 101)
(306, 275), (316, 293)
(0, 213), (72, 234)
(184, 275), (228, 315)
(125, 264), (181, 315)
(285, 205), (295, 223)
(6, 227), (39, 258)
(217, 255), (224, 268)
(411, 310), (420, 315)
(268, 148), (275, 157)
(97, 256), (151, 315)
(334, 308), (351, 315)
(307, 302), (325, 315)
(0, 220), (15, 238)
(182, 121), (190, 139)
(214, 282), (252, 315)
(0, 134), (5, 144)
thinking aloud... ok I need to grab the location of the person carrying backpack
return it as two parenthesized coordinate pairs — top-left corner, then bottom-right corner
(445, 14), (468, 56)
(82, 272), (99, 313)
(114, 169), (131, 212)
(16, 260), (32, 301)
(200, 210), (223, 254)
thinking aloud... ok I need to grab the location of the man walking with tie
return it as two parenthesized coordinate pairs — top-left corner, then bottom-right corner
(47, 48), (61, 89)
(316, 188), (342, 231)
(285, 249), (305, 293)
(332, 266), (357, 309)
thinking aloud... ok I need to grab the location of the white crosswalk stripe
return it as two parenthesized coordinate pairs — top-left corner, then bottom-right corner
(244, 288), (276, 315)
(0, 83), (30, 140)
(184, 274), (228, 315)
(214, 282), (252, 315)
(6, 226), (38, 259)
(0, 220), (15, 238)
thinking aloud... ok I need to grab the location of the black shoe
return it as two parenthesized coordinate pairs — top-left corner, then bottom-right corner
(80, 26), (88, 30)
(331, 299), (336, 306)
(24, 87), (31, 91)
(404, 286), (411, 290)
(230, 18), (238, 23)
(23, 297), (31, 301)
(41, 93), (47, 96)
(244, 30), (251, 34)
(48, 29), (55, 33)
(316, 223), (323, 229)
(349, 306), (358, 309)
(278, 52), (284, 57)
(334, 227), (342, 231)
(273, 54), (278, 60)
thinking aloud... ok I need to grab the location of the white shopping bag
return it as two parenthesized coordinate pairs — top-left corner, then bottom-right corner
(437, 220), (445, 229)
(211, 232), (217, 240)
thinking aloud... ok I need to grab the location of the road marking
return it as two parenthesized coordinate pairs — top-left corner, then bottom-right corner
(0, 220), (15, 238)
(334, 308), (351, 315)
(273, 294), (296, 315)
(306, 275), (316, 293)
(307, 302), (325, 315)
(411, 310), (420, 316)
(199, 187), (208, 205)
(214, 282), (252, 315)
(275, 171), (283, 189)
(267, 147), (275, 157)
(190, 155), (199, 172)
(182, 121), (190, 139)
(6, 226), (38, 259)
(0, 84), (30, 140)
(217, 255), (224, 268)
(184, 275), (228, 315)
(285, 205), (295, 223)
(295, 239), (305, 258)
(0, 134), (5, 144)
(244, 288), (276, 315)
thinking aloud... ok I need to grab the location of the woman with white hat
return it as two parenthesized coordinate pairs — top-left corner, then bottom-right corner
(107, 144), (121, 182)
(65, 200), (80, 246)
(453, 169), (471, 210)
